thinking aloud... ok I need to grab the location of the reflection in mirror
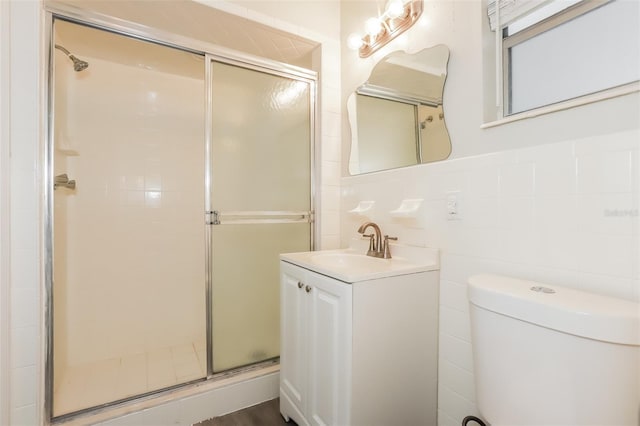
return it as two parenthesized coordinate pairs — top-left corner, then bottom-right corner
(348, 45), (451, 175)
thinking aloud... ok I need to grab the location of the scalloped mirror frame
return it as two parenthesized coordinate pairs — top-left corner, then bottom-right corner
(347, 45), (452, 175)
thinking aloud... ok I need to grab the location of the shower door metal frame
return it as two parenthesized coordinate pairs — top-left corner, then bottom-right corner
(43, 4), (318, 423)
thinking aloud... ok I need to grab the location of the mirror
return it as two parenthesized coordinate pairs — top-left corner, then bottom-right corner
(347, 45), (452, 175)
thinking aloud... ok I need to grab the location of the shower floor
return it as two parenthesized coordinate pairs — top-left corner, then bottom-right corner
(54, 340), (206, 416)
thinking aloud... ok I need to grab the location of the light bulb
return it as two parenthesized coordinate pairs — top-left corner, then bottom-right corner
(386, 0), (405, 19)
(347, 33), (364, 50)
(365, 17), (383, 37)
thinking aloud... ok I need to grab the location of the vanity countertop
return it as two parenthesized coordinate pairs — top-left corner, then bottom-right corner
(280, 243), (439, 283)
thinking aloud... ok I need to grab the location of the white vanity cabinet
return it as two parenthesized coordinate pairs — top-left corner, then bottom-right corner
(279, 251), (439, 426)
(280, 260), (352, 426)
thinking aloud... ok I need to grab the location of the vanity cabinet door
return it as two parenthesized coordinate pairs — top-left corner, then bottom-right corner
(280, 262), (352, 426)
(280, 262), (309, 423)
(306, 271), (352, 426)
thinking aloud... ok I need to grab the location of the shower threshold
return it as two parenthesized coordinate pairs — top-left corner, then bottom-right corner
(53, 359), (280, 426)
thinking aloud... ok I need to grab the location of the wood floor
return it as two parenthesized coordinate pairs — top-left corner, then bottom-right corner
(194, 398), (297, 426)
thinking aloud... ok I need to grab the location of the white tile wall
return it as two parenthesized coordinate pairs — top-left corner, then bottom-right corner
(317, 91), (342, 249)
(7, 1), (42, 424)
(54, 47), (207, 369)
(0, 0), (10, 422)
(341, 129), (640, 425)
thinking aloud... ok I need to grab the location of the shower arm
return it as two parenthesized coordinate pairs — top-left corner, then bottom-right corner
(54, 44), (89, 72)
(54, 44), (71, 56)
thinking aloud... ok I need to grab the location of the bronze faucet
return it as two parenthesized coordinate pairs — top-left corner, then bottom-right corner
(357, 222), (397, 259)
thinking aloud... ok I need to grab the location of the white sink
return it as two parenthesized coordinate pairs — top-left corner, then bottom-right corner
(281, 242), (439, 283)
(311, 252), (381, 267)
(311, 252), (416, 270)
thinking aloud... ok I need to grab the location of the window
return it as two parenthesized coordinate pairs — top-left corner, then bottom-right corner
(489, 0), (640, 117)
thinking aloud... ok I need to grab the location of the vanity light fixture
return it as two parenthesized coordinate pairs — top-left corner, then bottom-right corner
(348, 0), (424, 58)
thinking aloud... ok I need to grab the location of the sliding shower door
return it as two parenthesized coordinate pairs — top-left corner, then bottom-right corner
(51, 19), (207, 417)
(208, 60), (314, 372)
(49, 16), (316, 420)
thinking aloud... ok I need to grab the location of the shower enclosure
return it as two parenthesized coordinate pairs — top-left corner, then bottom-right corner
(48, 17), (315, 419)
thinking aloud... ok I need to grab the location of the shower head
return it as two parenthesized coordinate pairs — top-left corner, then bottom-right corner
(55, 44), (89, 72)
(69, 55), (89, 72)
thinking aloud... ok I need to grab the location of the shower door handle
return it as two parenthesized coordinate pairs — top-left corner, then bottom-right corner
(205, 210), (221, 225)
(207, 210), (312, 225)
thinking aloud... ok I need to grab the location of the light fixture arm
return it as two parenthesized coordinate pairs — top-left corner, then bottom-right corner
(357, 0), (424, 58)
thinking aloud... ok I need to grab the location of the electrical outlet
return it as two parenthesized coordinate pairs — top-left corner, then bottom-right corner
(446, 192), (462, 220)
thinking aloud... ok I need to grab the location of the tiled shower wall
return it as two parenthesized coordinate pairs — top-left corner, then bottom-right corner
(341, 128), (639, 425)
(54, 49), (206, 368)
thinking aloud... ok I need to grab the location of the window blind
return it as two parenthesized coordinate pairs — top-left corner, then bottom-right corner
(487, 0), (549, 30)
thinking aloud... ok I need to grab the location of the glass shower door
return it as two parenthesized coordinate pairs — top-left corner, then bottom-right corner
(208, 60), (313, 373)
(51, 20), (207, 417)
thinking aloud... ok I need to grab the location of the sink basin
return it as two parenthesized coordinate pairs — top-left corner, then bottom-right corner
(311, 253), (383, 268)
(281, 245), (439, 283)
(310, 252), (414, 271)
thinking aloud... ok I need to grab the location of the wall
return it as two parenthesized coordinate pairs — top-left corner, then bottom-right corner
(224, 0), (341, 41)
(4, 0), (43, 424)
(341, 1), (639, 425)
(3, 0), (342, 424)
(0, 1), (12, 424)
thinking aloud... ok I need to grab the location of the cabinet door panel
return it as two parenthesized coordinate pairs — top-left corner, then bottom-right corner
(307, 273), (352, 426)
(280, 264), (307, 414)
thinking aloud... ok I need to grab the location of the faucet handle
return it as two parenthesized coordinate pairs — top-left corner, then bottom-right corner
(383, 235), (398, 259)
(362, 233), (376, 252)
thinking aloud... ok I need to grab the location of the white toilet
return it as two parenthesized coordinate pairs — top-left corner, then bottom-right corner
(468, 274), (640, 426)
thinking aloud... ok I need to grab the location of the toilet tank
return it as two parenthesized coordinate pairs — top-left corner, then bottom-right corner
(468, 274), (640, 426)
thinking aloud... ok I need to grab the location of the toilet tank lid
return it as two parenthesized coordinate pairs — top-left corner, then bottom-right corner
(468, 274), (640, 346)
